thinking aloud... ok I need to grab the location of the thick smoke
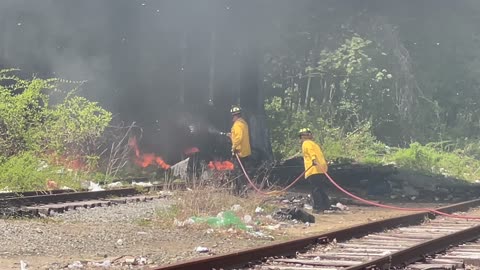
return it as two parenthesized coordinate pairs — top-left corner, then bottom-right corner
(0, 0), (263, 162)
(0, 0), (321, 162)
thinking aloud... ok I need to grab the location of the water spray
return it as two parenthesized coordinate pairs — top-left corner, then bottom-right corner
(207, 127), (228, 137)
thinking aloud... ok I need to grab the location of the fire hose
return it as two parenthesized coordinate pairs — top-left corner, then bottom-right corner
(235, 153), (480, 220)
(234, 153), (313, 196)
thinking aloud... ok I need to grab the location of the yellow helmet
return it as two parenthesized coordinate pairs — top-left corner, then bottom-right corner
(298, 128), (312, 137)
(230, 106), (242, 115)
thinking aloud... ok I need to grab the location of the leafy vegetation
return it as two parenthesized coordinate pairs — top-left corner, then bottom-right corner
(0, 69), (112, 191)
(387, 143), (480, 181)
(0, 152), (82, 191)
(264, 36), (480, 182)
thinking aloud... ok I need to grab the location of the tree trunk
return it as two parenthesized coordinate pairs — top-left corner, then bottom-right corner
(238, 42), (273, 161)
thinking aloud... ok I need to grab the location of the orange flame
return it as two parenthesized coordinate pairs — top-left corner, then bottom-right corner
(208, 161), (234, 171)
(184, 147), (200, 156)
(128, 137), (171, 170)
(47, 151), (86, 171)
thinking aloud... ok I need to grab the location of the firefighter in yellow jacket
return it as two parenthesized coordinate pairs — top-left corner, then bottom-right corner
(228, 106), (252, 195)
(299, 128), (331, 212)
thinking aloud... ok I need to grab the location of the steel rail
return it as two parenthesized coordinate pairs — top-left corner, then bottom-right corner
(0, 184), (179, 207)
(346, 223), (480, 270)
(0, 189), (76, 199)
(0, 177), (151, 199)
(151, 199), (480, 270)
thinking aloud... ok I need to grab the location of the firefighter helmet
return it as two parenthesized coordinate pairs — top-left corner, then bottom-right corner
(298, 128), (312, 137)
(230, 106), (242, 115)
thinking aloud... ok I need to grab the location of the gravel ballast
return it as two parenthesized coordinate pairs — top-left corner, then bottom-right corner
(0, 196), (430, 269)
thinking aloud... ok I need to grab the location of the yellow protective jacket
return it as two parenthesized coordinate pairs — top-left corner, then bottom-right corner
(230, 118), (251, 158)
(302, 139), (328, 178)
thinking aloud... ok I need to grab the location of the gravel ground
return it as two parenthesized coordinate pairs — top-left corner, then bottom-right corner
(0, 197), (279, 269)
(0, 195), (446, 270)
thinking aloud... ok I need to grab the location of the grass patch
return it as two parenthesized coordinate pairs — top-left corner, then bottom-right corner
(135, 218), (153, 227)
(386, 142), (480, 181)
(0, 152), (82, 191)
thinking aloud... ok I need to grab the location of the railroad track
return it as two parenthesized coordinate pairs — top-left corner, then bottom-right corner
(0, 183), (178, 217)
(153, 200), (480, 270)
(0, 177), (152, 199)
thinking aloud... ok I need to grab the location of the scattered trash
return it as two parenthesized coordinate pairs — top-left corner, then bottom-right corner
(195, 246), (209, 253)
(265, 224), (282, 231)
(106, 181), (123, 188)
(174, 218), (195, 227)
(67, 261), (83, 269)
(273, 207), (315, 223)
(132, 181), (153, 187)
(255, 206), (264, 213)
(206, 228), (214, 234)
(116, 239), (123, 246)
(243, 214), (252, 224)
(303, 204), (313, 210)
(158, 190), (174, 197)
(192, 211), (247, 230)
(231, 204), (242, 212)
(137, 231), (148, 235)
(248, 231), (275, 240)
(20, 260), (28, 270)
(137, 257), (147, 265)
(170, 158), (190, 180)
(0, 187), (12, 193)
(88, 182), (104, 191)
(332, 202), (349, 211)
(92, 260), (111, 268)
(125, 258), (136, 264)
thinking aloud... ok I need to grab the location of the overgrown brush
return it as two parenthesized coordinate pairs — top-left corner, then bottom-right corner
(387, 142), (480, 181)
(266, 100), (480, 181)
(0, 152), (82, 191)
(0, 69), (113, 191)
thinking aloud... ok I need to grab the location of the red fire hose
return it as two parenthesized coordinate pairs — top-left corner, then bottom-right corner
(235, 154), (480, 220)
(235, 154), (312, 196)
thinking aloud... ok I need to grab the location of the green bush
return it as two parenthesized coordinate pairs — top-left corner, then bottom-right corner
(0, 152), (81, 191)
(0, 69), (112, 190)
(35, 96), (112, 159)
(266, 95), (480, 181)
(387, 142), (480, 181)
(265, 97), (385, 164)
(0, 71), (51, 157)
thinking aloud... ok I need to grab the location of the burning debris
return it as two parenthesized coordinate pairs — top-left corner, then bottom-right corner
(184, 147), (200, 156)
(128, 137), (170, 170)
(208, 161), (234, 171)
